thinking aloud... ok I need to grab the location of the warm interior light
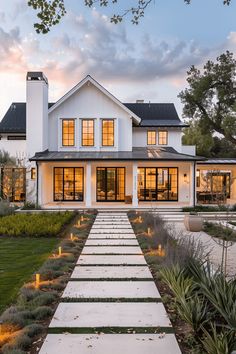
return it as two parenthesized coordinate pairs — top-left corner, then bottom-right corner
(196, 170), (200, 177)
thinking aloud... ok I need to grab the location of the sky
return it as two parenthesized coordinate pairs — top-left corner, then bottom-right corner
(1, 0), (236, 119)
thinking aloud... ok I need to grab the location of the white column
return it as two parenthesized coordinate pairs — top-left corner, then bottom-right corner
(132, 163), (138, 207)
(85, 162), (92, 208)
(189, 162), (195, 207)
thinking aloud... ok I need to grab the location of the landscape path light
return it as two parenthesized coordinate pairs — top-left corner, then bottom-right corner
(35, 273), (40, 288)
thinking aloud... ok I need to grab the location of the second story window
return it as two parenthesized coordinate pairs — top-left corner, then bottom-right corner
(62, 119), (75, 147)
(158, 131), (168, 145)
(147, 130), (156, 145)
(82, 119), (94, 146)
(102, 119), (114, 146)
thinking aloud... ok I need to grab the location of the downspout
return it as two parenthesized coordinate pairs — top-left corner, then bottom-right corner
(193, 161), (196, 207)
(36, 161), (39, 206)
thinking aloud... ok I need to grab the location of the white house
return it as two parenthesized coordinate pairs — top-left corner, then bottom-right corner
(0, 72), (236, 209)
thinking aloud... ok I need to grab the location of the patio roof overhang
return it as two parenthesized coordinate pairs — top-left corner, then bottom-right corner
(30, 147), (205, 162)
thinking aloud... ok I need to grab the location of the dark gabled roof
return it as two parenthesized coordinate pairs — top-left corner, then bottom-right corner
(0, 102), (54, 133)
(124, 103), (188, 127)
(30, 147), (204, 162)
(0, 102), (186, 133)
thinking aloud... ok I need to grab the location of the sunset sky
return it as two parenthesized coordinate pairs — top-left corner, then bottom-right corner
(1, 0), (236, 118)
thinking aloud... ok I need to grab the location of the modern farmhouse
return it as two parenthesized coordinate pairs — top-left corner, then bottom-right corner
(0, 72), (236, 209)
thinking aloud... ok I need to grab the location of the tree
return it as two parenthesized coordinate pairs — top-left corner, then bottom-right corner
(182, 121), (236, 157)
(179, 51), (236, 146)
(27, 0), (232, 34)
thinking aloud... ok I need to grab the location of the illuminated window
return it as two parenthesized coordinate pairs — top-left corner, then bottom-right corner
(54, 167), (84, 201)
(147, 131), (156, 145)
(62, 119), (75, 146)
(102, 120), (114, 146)
(158, 131), (168, 145)
(31, 168), (36, 180)
(1, 168), (26, 202)
(82, 119), (94, 146)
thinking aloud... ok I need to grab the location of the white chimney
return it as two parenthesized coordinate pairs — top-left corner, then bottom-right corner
(136, 99), (144, 103)
(26, 72), (49, 157)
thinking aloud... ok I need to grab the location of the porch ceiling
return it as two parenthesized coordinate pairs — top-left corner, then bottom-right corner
(30, 147), (204, 162)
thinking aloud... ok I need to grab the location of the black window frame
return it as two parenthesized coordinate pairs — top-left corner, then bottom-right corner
(102, 119), (114, 147)
(53, 167), (84, 202)
(62, 119), (75, 147)
(1, 167), (26, 202)
(147, 130), (156, 145)
(82, 119), (95, 147)
(96, 167), (125, 202)
(138, 167), (178, 202)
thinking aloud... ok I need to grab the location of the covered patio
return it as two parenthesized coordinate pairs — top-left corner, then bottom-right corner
(31, 147), (199, 209)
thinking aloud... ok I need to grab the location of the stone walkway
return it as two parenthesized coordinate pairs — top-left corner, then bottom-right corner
(40, 212), (181, 354)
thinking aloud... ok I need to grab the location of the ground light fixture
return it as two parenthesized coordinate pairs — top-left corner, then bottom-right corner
(58, 246), (62, 256)
(35, 273), (40, 288)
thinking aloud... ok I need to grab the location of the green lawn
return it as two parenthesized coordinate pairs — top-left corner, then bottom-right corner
(0, 237), (59, 312)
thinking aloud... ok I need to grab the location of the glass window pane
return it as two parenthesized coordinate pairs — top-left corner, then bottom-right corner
(62, 119), (75, 146)
(147, 131), (156, 145)
(82, 120), (94, 146)
(102, 120), (114, 146)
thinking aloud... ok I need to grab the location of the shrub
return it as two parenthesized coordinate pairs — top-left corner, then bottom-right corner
(176, 294), (209, 333)
(201, 324), (236, 354)
(0, 200), (15, 216)
(0, 307), (31, 328)
(0, 211), (75, 237)
(24, 323), (44, 337)
(2, 348), (26, 354)
(32, 306), (53, 320)
(30, 293), (57, 307)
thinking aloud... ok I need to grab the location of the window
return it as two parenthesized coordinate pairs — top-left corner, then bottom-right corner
(54, 167), (84, 201)
(31, 168), (36, 180)
(158, 131), (168, 145)
(102, 119), (114, 146)
(137, 167), (178, 201)
(62, 119), (75, 146)
(1, 168), (26, 202)
(147, 131), (156, 145)
(196, 169), (200, 187)
(82, 119), (94, 146)
(7, 136), (26, 140)
(97, 167), (125, 201)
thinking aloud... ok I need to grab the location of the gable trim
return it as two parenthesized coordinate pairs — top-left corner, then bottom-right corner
(48, 75), (141, 124)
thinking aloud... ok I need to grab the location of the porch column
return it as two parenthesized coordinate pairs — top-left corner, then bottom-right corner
(85, 162), (92, 208)
(189, 162), (195, 207)
(132, 163), (138, 207)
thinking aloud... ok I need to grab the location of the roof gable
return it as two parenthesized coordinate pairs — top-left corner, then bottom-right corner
(48, 75), (141, 124)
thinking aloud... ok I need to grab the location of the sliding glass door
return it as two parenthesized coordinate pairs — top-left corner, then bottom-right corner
(138, 167), (178, 201)
(54, 167), (84, 201)
(97, 167), (125, 202)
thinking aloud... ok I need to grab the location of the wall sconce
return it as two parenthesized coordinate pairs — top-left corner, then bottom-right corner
(184, 173), (188, 183)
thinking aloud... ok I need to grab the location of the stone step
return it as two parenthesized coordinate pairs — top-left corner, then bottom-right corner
(90, 229), (134, 234)
(62, 281), (160, 299)
(85, 239), (139, 246)
(71, 266), (153, 279)
(88, 234), (136, 239)
(49, 302), (172, 328)
(77, 255), (147, 265)
(82, 246), (142, 255)
(40, 334), (181, 354)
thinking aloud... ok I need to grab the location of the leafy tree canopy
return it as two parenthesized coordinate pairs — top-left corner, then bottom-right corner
(27, 0), (232, 34)
(179, 51), (236, 146)
(182, 121), (236, 157)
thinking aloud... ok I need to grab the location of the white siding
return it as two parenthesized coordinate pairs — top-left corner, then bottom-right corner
(48, 83), (133, 152)
(133, 127), (183, 152)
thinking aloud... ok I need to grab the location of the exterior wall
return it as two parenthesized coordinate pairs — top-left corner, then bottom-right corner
(0, 135), (27, 160)
(181, 145), (196, 156)
(38, 161), (194, 207)
(132, 127), (183, 152)
(48, 83), (133, 152)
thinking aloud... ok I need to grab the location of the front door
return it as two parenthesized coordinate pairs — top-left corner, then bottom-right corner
(96, 167), (125, 202)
